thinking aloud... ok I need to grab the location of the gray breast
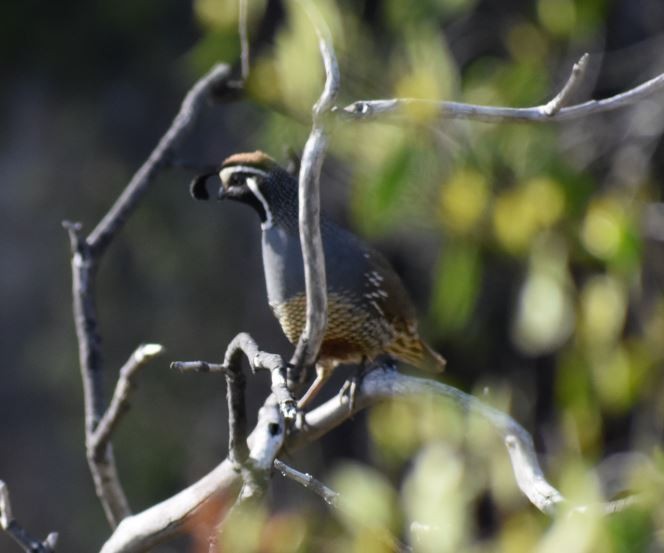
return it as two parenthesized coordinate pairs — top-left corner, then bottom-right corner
(261, 218), (412, 323)
(261, 225), (304, 307)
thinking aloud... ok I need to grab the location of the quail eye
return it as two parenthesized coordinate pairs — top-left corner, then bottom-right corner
(230, 173), (243, 187)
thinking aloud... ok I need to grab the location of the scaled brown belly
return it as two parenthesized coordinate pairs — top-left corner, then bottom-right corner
(271, 292), (391, 363)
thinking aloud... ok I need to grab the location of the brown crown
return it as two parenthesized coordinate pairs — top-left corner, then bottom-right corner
(221, 151), (278, 171)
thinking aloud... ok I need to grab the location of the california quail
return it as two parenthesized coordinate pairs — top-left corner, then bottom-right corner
(192, 151), (446, 405)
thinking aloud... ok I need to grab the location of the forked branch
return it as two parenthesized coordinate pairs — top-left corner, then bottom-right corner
(341, 54), (664, 124)
(64, 63), (236, 528)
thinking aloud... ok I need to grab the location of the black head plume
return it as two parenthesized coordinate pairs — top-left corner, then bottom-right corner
(189, 171), (220, 200)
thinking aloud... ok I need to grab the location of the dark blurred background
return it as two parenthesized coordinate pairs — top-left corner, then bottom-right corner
(2, 0), (664, 551)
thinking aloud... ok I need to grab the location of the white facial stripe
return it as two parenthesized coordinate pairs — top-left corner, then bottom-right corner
(219, 165), (269, 187)
(246, 176), (273, 230)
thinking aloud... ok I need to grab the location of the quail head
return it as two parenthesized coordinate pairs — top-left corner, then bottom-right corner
(192, 151), (446, 405)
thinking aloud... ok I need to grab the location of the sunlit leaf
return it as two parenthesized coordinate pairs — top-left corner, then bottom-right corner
(439, 167), (489, 234)
(431, 241), (482, 333)
(330, 463), (399, 533)
(512, 236), (575, 354)
(537, 0), (576, 37)
(403, 444), (471, 553)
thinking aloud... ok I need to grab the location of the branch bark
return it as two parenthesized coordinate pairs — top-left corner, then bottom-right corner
(341, 59), (664, 124)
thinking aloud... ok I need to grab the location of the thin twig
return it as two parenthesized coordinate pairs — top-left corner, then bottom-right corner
(90, 344), (164, 459)
(170, 361), (227, 373)
(541, 53), (590, 116)
(174, 333), (296, 417)
(0, 481), (58, 553)
(273, 459), (412, 552)
(289, 1), (341, 379)
(341, 67), (664, 124)
(273, 459), (339, 506)
(238, 0), (250, 81)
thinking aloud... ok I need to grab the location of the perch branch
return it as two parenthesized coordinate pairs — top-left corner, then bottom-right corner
(0, 481), (58, 553)
(289, 1), (340, 380)
(99, 364), (641, 552)
(64, 64), (235, 528)
(341, 58), (664, 124)
(296, 369), (564, 512)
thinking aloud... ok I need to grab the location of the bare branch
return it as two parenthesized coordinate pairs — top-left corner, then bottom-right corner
(174, 333), (296, 418)
(173, 333), (297, 470)
(541, 53), (590, 116)
(0, 481), (58, 553)
(63, 219), (131, 526)
(289, 1), (341, 378)
(64, 63), (235, 529)
(341, 66), (664, 124)
(87, 63), (234, 256)
(222, 337), (251, 467)
(238, 0), (250, 81)
(273, 459), (339, 506)
(294, 368), (646, 516)
(90, 344), (164, 459)
(99, 399), (285, 553)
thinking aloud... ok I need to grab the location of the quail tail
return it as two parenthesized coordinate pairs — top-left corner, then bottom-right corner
(388, 338), (446, 373)
(416, 340), (447, 373)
